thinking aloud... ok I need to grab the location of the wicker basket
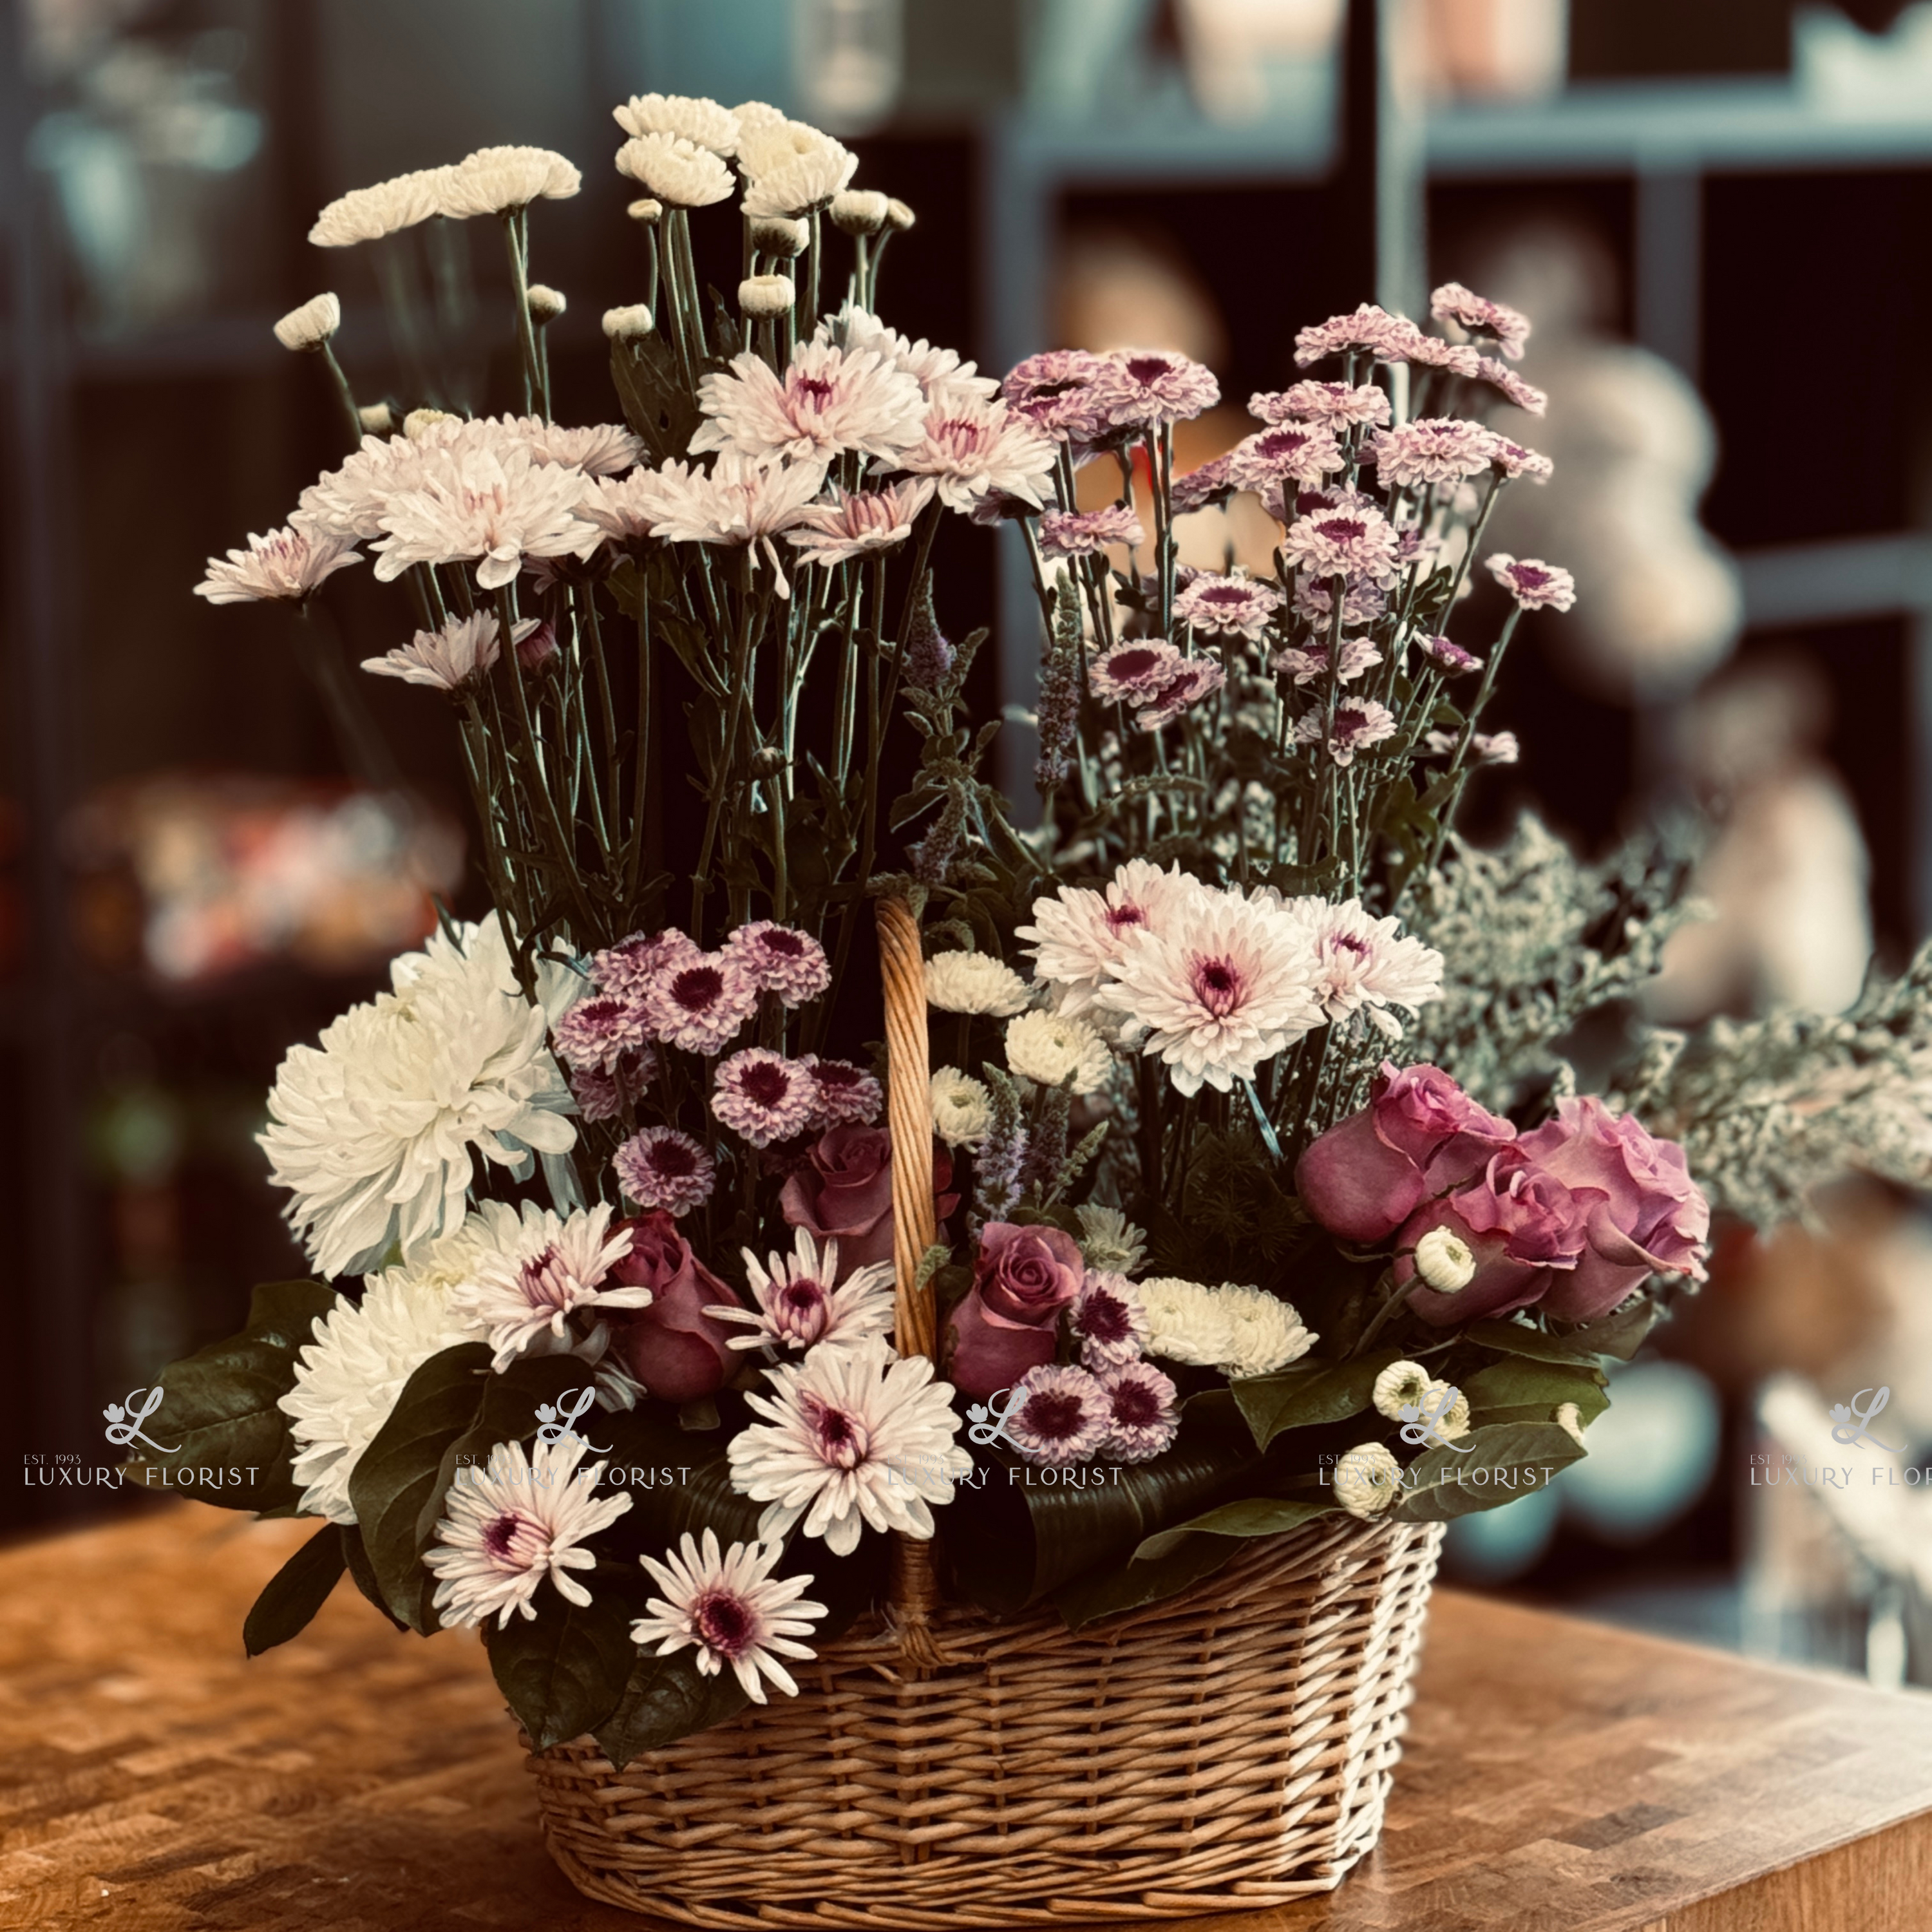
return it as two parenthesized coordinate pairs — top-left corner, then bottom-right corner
(521, 900), (1444, 1925)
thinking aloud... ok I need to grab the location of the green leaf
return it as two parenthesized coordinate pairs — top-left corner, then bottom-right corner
(138, 1280), (340, 1511)
(1132, 1495), (1336, 1564)
(1462, 1318), (1604, 1365)
(593, 1641), (752, 1770)
(1231, 1350), (1401, 1450)
(1461, 1356), (1609, 1430)
(243, 1520), (346, 1656)
(341, 1524), (408, 1631)
(1560, 1298), (1660, 1361)
(488, 1587), (640, 1752)
(1390, 1423), (1586, 1522)
(348, 1343), (493, 1633)
(1052, 1531), (1240, 1631)
(592, 1405), (765, 1569)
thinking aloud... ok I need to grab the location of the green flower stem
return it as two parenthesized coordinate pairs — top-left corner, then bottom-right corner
(317, 340), (365, 451)
(625, 574), (654, 904)
(498, 210), (542, 415)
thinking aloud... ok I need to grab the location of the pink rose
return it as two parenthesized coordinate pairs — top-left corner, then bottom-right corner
(606, 1211), (742, 1403)
(779, 1125), (957, 1280)
(1296, 1062), (1517, 1245)
(1395, 1146), (1589, 1325)
(945, 1222), (1085, 1399)
(1518, 1097), (1710, 1321)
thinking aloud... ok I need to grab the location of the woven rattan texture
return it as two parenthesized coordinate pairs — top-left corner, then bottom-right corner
(526, 1511), (1444, 1927)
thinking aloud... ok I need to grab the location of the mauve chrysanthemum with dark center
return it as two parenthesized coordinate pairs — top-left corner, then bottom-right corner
(591, 925), (699, 1001)
(1419, 634), (1481, 674)
(1005, 1364), (1109, 1466)
(552, 993), (649, 1074)
(728, 920), (832, 1005)
(1370, 418), (1496, 490)
(1174, 573), (1284, 641)
(1229, 424), (1343, 494)
(805, 1057), (883, 1128)
(612, 1124), (716, 1215)
(645, 951), (758, 1054)
(1170, 453), (1235, 514)
(712, 1047), (818, 1146)
(1073, 1271), (1148, 1370)
(1272, 636), (1381, 688)
(1095, 348), (1221, 430)
(1486, 553), (1577, 612)
(1134, 659), (1224, 732)
(1099, 1361), (1180, 1463)
(1283, 506), (1402, 585)
(1295, 698), (1399, 768)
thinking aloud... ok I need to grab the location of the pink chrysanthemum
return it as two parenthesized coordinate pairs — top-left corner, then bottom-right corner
(552, 994), (651, 1074)
(1476, 357), (1548, 415)
(1250, 381), (1391, 430)
(644, 952), (761, 1055)
(1368, 417), (1497, 489)
(1170, 453), (1236, 515)
(1094, 348), (1221, 429)
(1282, 506), (1402, 584)
(1275, 895), (1444, 1030)
(786, 478), (936, 567)
(692, 341), (927, 466)
(592, 927), (701, 1001)
(712, 1048), (820, 1146)
(1039, 505), (1144, 559)
(1001, 348), (1118, 443)
(803, 1057), (884, 1128)
(1098, 1360), (1180, 1463)
(1019, 858), (1198, 1014)
(1418, 634), (1481, 674)
(1293, 576), (1387, 628)
(195, 522), (362, 605)
(1227, 422), (1345, 495)
(1271, 635), (1381, 687)
(1487, 553), (1577, 612)
(1293, 303), (1414, 368)
(1004, 1364), (1110, 1467)
(1089, 638), (1184, 704)
(716, 1229), (895, 1358)
(727, 921), (831, 1007)
(1431, 281), (1531, 361)
(1393, 327), (1482, 377)
(1173, 573), (1285, 640)
(569, 1048), (656, 1123)
(612, 1124), (717, 1215)
(1072, 1271), (1149, 1371)
(888, 393), (1057, 513)
(1294, 696), (1399, 767)
(1489, 437), (1553, 482)
(1423, 728), (1520, 766)
(1134, 658), (1226, 732)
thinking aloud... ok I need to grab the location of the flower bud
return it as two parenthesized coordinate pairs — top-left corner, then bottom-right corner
(272, 292), (340, 352)
(601, 303), (654, 341)
(515, 618), (558, 674)
(738, 274), (795, 318)
(1414, 1225), (1477, 1293)
(357, 401), (395, 437)
(526, 283), (567, 323)
(830, 188), (889, 236)
(626, 197), (663, 225)
(748, 215), (808, 258)
(404, 408), (454, 441)
(748, 745), (789, 778)
(886, 197), (916, 232)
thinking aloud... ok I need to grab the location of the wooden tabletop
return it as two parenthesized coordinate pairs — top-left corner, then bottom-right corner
(1, 1505), (1928, 1932)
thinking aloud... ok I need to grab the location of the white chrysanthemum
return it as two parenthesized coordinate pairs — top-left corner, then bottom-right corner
(693, 341), (926, 466)
(1005, 1009), (1111, 1095)
(1217, 1283), (1316, 1378)
(278, 1242), (478, 1524)
(450, 1201), (648, 1371)
(360, 610), (537, 693)
(929, 1066), (993, 1147)
(614, 92), (741, 156)
(370, 442), (601, 590)
(713, 1229), (895, 1356)
(259, 915), (580, 1278)
(274, 292), (340, 351)
(817, 307), (999, 403)
(194, 523), (361, 605)
(309, 166), (453, 247)
(739, 122), (857, 218)
(509, 417), (646, 475)
(886, 391), (1056, 513)
(787, 478), (936, 567)
(1372, 1359), (1430, 1422)
(631, 1530), (827, 1703)
(1018, 860), (1201, 1014)
(1074, 1204), (1148, 1276)
(439, 144), (582, 218)
(1414, 1226), (1476, 1292)
(616, 131), (734, 208)
(424, 1434), (631, 1630)
(629, 452), (828, 598)
(726, 1336), (971, 1556)
(1421, 1379), (1472, 1442)
(923, 951), (1032, 1018)
(1334, 1442), (1402, 1519)
(1096, 889), (1323, 1096)
(1268, 896), (1444, 1036)
(1139, 1278), (1235, 1370)
(739, 274), (795, 317)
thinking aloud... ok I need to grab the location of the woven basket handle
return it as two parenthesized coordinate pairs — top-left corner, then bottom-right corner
(875, 895), (946, 1667)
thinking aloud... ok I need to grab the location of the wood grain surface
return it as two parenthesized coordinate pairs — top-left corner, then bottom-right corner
(0, 1504), (1927, 1932)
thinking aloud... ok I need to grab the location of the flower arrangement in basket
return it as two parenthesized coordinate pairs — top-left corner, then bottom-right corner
(156, 91), (1932, 1929)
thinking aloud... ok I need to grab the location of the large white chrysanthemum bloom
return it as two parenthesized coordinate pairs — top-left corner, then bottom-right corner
(614, 92), (741, 156)
(1216, 1283), (1316, 1378)
(630, 1530), (827, 1704)
(194, 523), (361, 605)
(1004, 1009), (1112, 1095)
(308, 166), (455, 247)
(928, 1066), (993, 1148)
(1018, 859), (1200, 1016)
(616, 132), (735, 209)
(260, 916), (581, 1278)
(726, 1336), (971, 1556)
(923, 951), (1032, 1017)
(692, 341), (926, 467)
(1138, 1277), (1235, 1370)
(817, 307), (999, 404)
(1095, 889), (1323, 1095)
(439, 145), (581, 218)
(885, 392), (1056, 513)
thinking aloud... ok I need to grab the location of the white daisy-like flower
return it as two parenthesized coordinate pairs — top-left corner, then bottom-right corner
(737, 117), (840, 176)
(308, 166), (454, 247)
(739, 125), (857, 218)
(631, 1530), (827, 1703)
(1268, 896), (1444, 1033)
(360, 610), (537, 693)
(278, 1237), (480, 1524)
(1217, 1283), (1316, 1378)
(440, 145), (582, 219)
(577, 468), (664, 545)
(273, 292), (340, 351)
(259, 915), (580, 1278)
(1004, 1009), (1111, 1094)
(1094, 889), (1323, 1096)
(1139, 1278), (1235, 1370)
(1372, 1359), (1430, 1422)
(694, 341), (926, 466)
(1414, 1226), (1477, 1293)
(1018, 858), (1200, 1015)
(194, 523), (361, 605)
(886, 392), (1056, 513)
(929, 1066), (993, 1148)
(616, 131), (735, 209)
(726, 1336), (972, 1556)
(1333, 1441), (1402, 1519)
(370, 442), (600, 590)
(632, 452), (828, 598)
(787, 478), (936, 566)
(715, 1228), (896, 1355)
(817, 307), (1000, 404)
(450, 1202), (647, 1372)
(613, 92), (741, 156)
(424, 1433), (631, 1629)
(923, 951), (1032, 1018)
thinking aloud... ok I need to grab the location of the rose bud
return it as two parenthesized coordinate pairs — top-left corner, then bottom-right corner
(779, 1124), (958, 1281)
(1517, 1097), (1710, 1322)
(945, 1221), (1085, 1399)
(1394, 1146), (1589, 1325)
(1295, 1061), (1517, 1245)
(605, 1211), (743, 1403)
